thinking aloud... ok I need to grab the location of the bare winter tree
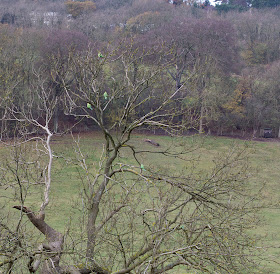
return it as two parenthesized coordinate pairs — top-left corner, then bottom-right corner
(0, 65), (64, 273)
(0, 41), (264, 273)
(149, 17), (239, 134)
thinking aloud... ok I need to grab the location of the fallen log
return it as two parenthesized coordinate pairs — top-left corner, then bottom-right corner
(144, 139), (160, 146)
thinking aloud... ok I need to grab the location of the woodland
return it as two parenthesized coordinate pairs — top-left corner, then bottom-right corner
(0, 0), (280, 137)
(0, 0), (280, 273)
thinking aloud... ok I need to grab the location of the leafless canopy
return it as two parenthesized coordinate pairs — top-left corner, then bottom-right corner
(0, 41), (264, 274)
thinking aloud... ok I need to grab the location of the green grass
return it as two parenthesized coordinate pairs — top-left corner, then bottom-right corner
(1, 133), (280, 272)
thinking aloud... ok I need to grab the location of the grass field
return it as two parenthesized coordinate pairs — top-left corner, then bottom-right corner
(1, 132), (280, 273)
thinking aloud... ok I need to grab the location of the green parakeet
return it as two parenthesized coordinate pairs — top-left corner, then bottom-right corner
(103, 92), (108, 100)
(140, 164), (145, 171)
(98, 52), (103, 58)
(87, 103), (93, 110)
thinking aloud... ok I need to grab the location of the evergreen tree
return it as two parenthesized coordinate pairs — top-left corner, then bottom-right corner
(251, 0), (280, 8)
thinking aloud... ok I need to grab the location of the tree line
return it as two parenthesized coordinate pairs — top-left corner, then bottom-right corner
(1, 0), (280, 138)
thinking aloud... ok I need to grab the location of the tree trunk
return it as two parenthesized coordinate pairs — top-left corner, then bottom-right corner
(13, 206), (64, 273)
(199, 106), (204, 134)
(86, 205), (98, 260)
(219, 126), (223, 136)
(86, 204), (110, 274)
(54, 105), (58, 133)
(253, 128), (259, 138)
(85, 150), (117, 273)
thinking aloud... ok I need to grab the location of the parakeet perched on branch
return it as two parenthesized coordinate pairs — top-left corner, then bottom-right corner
(87, 103), (93, 110)
(140, 164), (145, 171)
(98, 52), (103, 58)
(103, 92), (108, 100)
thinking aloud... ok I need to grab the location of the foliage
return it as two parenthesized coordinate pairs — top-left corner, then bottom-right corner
(126, 11), (162, 34)
(242, 42), (268, 65)
(65, 0), (96, 18)
(223, 77), (251, 117)
(251, 0), (280, 8)
(215, 0), (280, 11)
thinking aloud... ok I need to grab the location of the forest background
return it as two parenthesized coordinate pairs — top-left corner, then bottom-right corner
(1, 0), (280, 138)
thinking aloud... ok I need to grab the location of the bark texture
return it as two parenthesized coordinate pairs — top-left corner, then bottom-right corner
(13, 206), (64, 273)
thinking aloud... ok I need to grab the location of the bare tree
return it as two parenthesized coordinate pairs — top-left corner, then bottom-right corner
(144, 17), (239, 134)
(1, 65), (65, 273)
(0, 42), (264, 273)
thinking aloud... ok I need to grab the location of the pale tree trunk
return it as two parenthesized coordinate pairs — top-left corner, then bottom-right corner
(54, 105), (58, 133)
(253, 128), (259, 138)
(253, 129), (257, 138)
(199, 106), (204, 134)
(13, 126), (66, 272)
